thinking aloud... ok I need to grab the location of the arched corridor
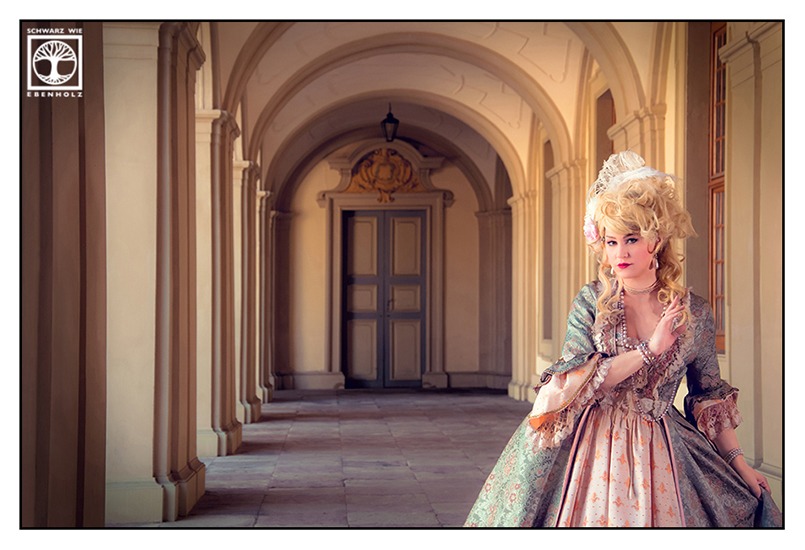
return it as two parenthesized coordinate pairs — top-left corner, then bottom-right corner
(113, 390), (531, 528)
(20, 20), (783, 528)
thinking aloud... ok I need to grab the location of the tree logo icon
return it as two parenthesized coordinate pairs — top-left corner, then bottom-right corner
(33, 40), (77, 85)
(27, 35), (83, 91)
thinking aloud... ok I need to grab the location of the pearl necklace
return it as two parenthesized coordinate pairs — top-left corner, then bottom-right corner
(617, 289), (666, 349)
(622, 279), (659, 295)
(618, 289), (672, 422)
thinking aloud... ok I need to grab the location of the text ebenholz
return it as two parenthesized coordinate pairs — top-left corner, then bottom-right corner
(26, 27), (83, 97)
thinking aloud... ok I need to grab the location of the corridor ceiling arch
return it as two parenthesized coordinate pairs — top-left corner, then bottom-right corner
(565, 21), (648, 118)
(220, 21), (294, 113)
(265, 91), (525, 200)
(214, 21), (656, 201)
(240, 31), (575, 167)
(269, 100), (499, 212)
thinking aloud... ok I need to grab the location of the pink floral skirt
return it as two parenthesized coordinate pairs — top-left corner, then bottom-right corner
(555, 404), (684, 527)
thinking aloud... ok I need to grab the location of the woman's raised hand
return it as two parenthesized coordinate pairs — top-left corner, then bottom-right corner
(648, 294), (686, 356)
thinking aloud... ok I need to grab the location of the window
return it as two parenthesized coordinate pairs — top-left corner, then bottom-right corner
(709, 22), (727, 353)
(596, 90), (616, 172)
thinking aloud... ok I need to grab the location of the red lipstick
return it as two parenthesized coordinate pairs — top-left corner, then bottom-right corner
(617, 263), (631, 269)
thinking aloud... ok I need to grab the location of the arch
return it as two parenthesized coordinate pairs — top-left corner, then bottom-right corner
(648, 22), (675, 108)
(238, 32), (573, 170)
(221, 22), (295, 113)
(565, 22), (646, 119)
(267, 91), (515, 210)
(195, 23), (214, 110)
(273, 127), (494, 214)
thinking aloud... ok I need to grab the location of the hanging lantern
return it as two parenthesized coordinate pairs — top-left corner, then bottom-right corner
(381, 103), (399, 142)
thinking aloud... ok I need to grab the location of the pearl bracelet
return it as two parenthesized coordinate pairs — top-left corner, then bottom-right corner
(723, 447), (744, 464)
(637, 341), (655, 366)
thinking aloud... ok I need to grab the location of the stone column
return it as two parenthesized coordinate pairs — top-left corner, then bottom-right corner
(507, 191), (538, 400)
(195, 109), (220, 457)
(546, 162), (586, 363)
(271, 210), (293, 387)
(211, 111), (243, 455)
(153, 22), (206, 521)
(257, 190), (275, 402)
(607, 106), (667, 168)
(237, 161), (262, 422)
(232, 158), (245, 422)
(265, 209), (282, 393)
(102, 22), (164, 525)
(719, 21), (783, 497)
(21, 21), (107, 528)
(476, 209), (513, 388)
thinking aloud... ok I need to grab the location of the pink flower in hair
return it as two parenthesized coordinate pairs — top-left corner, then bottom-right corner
(583, 215), (599, 243)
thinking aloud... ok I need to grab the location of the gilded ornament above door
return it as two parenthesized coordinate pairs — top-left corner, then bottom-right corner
(346, 148), (426, 203)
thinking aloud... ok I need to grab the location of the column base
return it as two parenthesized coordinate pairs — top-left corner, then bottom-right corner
(220, 418), (242, 456)
(197, 428), (222, 458)
(507, 380), (534, 402)
(260, 381), (274, 403)
(240, 397), (262, 423)
(175, 459), (206, 517)
(422, 372), (448, 389)
(278, 371), (345, 390)
(105, 479), (164, 525)
(446, 372), (510, 390)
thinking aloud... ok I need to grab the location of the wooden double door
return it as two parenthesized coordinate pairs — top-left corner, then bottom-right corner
(342, 210), (427, 388)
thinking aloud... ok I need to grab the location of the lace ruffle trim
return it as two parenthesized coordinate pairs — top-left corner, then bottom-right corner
(693, 391), (743, 440)
(527, 357), (612, 448)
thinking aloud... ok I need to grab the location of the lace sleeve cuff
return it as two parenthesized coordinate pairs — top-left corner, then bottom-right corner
(527, 354), (611, 448)
(691, 391), (743, 440)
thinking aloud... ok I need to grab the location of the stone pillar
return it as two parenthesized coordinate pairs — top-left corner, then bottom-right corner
(257, 190), (275, 402)
(477, 209), (513, 388)
(546, 162), (586, 363)
(102, 22), (164, 525)
(153, 22), (206, 521)
(607, 106), (667, 168)
(507, 191), (538, 400)
(265, 208), (282, 394)
(237, 162), (262, 422)
(211, 111), (243, 455)
(21, 21), (107, 528)
(271, 210), (293, 388)
(719, 21), (783, 497)
(195, 109), (220, 457)
(232, 158), (245, 422)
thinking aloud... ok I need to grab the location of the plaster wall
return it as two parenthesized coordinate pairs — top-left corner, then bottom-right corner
(287, 161), (333, 374)
(433, 164), (481, 373)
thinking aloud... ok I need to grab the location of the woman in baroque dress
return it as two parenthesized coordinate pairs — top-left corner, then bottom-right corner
(464, 151), (782, 528)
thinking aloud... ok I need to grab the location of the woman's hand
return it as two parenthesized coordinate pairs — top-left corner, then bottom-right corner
(732, 458), (770, 499)
(647, 294), (686, 355)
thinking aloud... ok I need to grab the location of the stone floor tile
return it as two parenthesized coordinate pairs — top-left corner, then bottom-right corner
(344, 478), (424, 495)
(429, 500), (474, 515)
(163, 514), (258, 528)
(436, 513), (471, 527)
(122, 390), (532, 528)
(347, 511), (441, 528)
(343, 466), (417, 480)
(268, 471), (346, 487)
(254, 511), (349, 528)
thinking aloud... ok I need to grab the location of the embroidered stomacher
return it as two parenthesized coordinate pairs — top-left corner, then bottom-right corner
(691, 390), (743, 440)
(527, 354), (611, 448)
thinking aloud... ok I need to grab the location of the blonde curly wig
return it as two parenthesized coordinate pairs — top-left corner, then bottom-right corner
(586, 152), (696, 326)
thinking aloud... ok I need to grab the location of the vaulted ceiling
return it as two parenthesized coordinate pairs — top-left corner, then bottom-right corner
(209, 21), (665, 202)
